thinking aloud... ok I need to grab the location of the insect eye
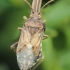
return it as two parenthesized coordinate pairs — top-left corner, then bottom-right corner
(32, 10), (34, 14)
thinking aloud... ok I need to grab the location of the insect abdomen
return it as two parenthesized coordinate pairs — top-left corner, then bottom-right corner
(17, 48), (37, 70)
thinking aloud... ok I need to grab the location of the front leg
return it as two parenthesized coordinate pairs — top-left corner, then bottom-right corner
(10, 42), (18, 52)
(43, 34), (49, 40)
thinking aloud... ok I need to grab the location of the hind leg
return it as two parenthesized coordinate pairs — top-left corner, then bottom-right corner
(31, 55), (44, 70)
(43, 34), (49, 40)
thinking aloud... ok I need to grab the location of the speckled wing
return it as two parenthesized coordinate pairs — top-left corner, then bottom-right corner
(16, 26), (31, 52)
(31, 29), (44, 57)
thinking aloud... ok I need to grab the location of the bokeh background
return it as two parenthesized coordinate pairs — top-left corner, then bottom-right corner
(0, 0), (70, 70)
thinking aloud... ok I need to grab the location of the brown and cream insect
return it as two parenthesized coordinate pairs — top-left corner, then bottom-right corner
(10, 0), (54, 70)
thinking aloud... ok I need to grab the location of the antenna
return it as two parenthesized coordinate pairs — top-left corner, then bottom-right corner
(41, 0), (54, 10)
(24, 0), (32, 9)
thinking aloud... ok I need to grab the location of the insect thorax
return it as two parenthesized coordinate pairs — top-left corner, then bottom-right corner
(24, 18), (45, 34)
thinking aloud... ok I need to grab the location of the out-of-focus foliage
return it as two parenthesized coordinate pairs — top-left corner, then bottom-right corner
(0, 0), (70, 70)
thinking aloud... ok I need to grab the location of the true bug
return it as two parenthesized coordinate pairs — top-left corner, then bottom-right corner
(10, 0), (54, 70)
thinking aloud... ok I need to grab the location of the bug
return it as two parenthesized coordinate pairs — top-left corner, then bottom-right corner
(10, 0), (54, 70)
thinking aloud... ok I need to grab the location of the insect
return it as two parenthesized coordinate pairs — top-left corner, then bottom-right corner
(10, 0), (54, 70)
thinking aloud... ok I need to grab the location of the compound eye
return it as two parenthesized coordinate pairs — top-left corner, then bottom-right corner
(31, 10), (34, 14)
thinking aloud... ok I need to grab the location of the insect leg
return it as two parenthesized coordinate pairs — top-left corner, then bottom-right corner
(10, 42), (18, 52)
(31, 55), (44, 70)
(18, 27), (22, 31)
(23, 16), (28, 20)
(43, 34), (49, 40)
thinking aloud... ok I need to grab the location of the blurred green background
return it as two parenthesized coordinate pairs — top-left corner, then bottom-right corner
(0, 0), (70, 70)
